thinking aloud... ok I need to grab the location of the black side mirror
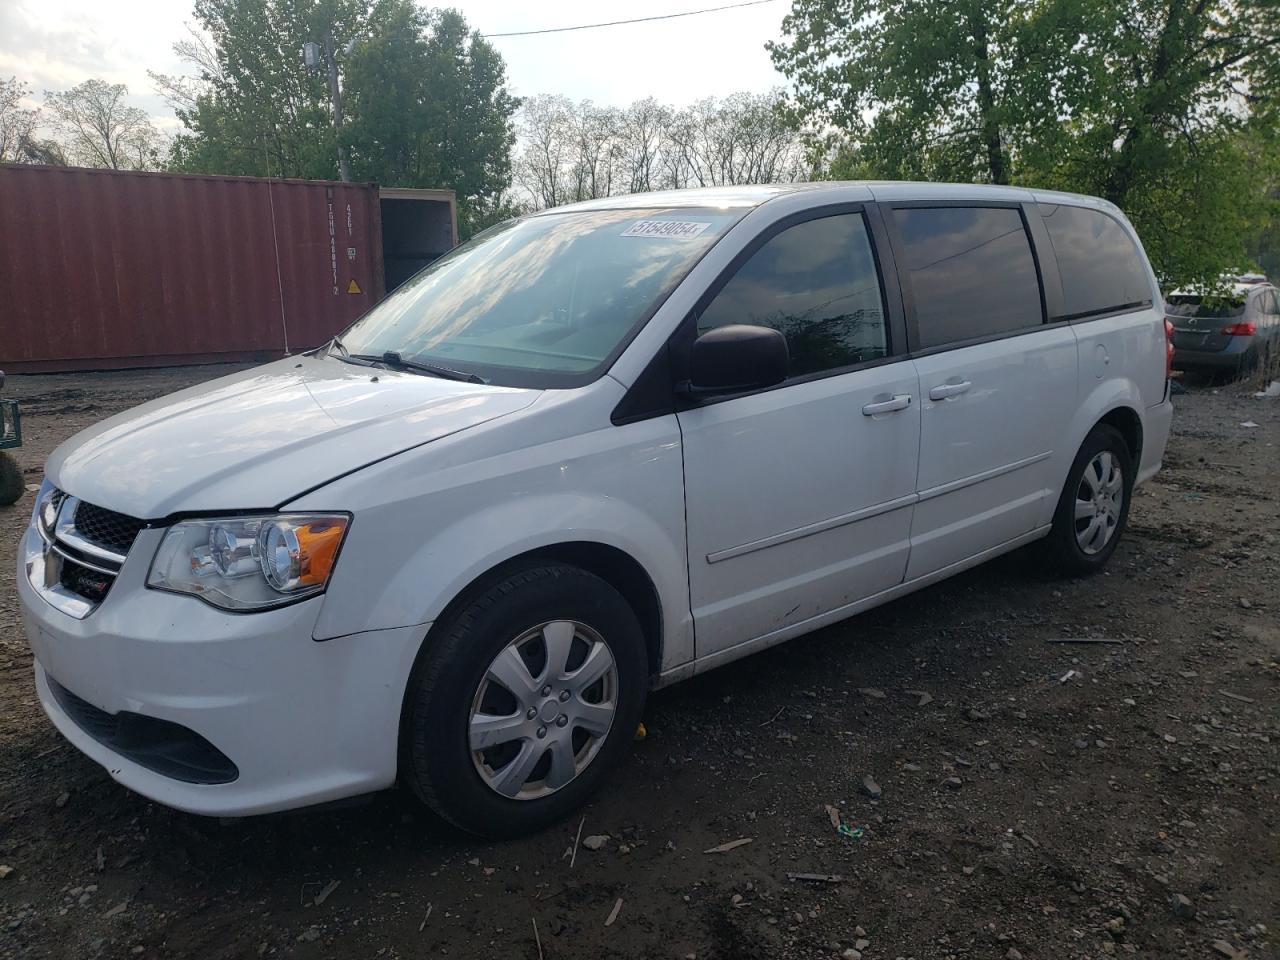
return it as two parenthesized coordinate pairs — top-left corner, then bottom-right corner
(687, 325), (789, 396)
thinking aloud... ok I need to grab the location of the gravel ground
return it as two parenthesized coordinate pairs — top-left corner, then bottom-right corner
(0, 365), (1276, 960)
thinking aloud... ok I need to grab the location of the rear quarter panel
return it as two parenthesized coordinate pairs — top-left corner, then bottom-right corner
(1060, 316), (1164, 485)
(1030, 192), (1170, 492)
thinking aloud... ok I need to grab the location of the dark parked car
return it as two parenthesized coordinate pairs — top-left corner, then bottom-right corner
(1167, 282), (1280, 376)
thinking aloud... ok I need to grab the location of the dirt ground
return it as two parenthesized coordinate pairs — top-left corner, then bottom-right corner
(0, 365), (1276, 960)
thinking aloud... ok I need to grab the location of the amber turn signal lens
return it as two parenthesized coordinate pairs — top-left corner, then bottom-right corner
(295, 519), (347, 587)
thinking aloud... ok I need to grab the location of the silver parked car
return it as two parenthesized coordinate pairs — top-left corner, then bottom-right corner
(1167, 282), (1280, 376)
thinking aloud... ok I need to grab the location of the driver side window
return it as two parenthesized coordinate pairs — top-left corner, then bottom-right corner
(695, 213), (888, 378)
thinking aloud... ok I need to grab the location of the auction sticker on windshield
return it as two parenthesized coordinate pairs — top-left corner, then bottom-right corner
(621, 220), (713, 239)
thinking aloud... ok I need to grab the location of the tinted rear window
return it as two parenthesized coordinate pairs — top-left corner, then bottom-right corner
(891, 206), (1043, 349)
(1041, 204), (1151, 319)
(1165, 296), (1246, 320)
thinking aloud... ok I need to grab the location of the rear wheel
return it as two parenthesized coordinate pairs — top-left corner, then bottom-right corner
(1040, 424), (1133, 576)
(0, 452), (22, 507)
(402, 562), (648, 837)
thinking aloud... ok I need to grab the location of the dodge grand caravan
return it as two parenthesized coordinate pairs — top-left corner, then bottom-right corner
(19, 183), (1174, 837)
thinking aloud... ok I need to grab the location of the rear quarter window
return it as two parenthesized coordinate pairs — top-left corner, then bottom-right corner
(1040, 204), (1152, 319)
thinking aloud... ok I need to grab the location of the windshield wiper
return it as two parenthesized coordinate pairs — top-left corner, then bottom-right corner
(351, 350), (488, 384)
(329, 336), (379, 367)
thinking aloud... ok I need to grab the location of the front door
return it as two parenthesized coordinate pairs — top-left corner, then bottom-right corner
(677, 209), (920, 659)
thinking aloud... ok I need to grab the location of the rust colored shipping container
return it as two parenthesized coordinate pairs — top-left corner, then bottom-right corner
(0, 165), (457, 373)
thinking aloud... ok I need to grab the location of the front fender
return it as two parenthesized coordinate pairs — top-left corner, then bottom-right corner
(328, 491), (688, 654)
(297, 402), (693, 673)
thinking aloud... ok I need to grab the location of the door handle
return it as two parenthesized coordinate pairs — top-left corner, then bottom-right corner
(929, 380), (972, 401)
(861, 394), (912, 416)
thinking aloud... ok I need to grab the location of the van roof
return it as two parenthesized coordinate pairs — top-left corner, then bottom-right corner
(541, 181), (1121, 214)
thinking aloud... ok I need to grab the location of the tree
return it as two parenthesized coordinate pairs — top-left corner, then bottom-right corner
(43, 79), (164, 170)
(768, 0), (1043, 184)
(517, 95), (577, 208)
(157, 1), (518, 236)
(618, 98), (671, 194)
(565, 101), (622, 202)
(343, 3), (519, 235)
(769, 0), (1280, 286)
(1018, 0), (1280, 282)
(513, 91), (808, 209)
(0, 77), (41, 162)
(665, 93), (809, 187)
(158, 0), (363, 180)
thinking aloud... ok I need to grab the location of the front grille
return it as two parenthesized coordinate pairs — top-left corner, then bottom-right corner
(36, 490), (148, 610)
(58, 557), (114, 605)
(48, 677), (239, 785)
(48, 488), (68, 516)
(72, 502), (147, 555)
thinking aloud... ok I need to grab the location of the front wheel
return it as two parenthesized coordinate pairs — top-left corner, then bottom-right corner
(1039, 424), (1134, 576)
(401, 562), (648, 837)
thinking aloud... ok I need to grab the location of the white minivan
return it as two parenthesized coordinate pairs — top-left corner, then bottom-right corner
(19, 183), (1174, 837)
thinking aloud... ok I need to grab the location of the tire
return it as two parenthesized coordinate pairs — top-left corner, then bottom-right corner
(0, 452), (22, 507)
(1039, 424), (1134, 576)
(402, 562), (648, 838)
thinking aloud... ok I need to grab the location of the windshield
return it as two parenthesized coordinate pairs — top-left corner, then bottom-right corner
(1165, 295), (1246, 320)
(337, 207), (743, 388)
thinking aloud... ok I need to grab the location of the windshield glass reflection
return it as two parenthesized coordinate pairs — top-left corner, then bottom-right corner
(338, 208), (740, 387)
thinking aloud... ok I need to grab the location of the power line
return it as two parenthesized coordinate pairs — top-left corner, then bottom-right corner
(483, 0), (781, 39)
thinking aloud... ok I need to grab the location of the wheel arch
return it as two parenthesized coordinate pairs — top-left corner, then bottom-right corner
(446, 542), (664, 681)
(1042, 378), (1148, 531)
(1096, 405), (1143, 465)
(1066, 375), (1147, 472)
(395, 540), (665, 778)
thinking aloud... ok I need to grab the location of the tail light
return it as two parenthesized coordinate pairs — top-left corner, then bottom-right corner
(1220, 321), (1257, 336)
(1164, 318), (1175, 378)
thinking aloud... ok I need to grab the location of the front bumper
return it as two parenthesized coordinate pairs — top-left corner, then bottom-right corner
(18, 523), (426, 816)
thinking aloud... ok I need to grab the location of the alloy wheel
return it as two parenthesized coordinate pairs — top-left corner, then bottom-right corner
(468, 620), (618, 800)
(1074, 450), (1124, 555)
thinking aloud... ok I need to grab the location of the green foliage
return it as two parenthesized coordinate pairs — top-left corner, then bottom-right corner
(344, 3), (518, 237)
(163, 0), (364, 180)
(770, 0), (1280, 287)
(160, 1), (518, 237)
(767, 0), (1043, 184)
(1246, 188), (1280, 278)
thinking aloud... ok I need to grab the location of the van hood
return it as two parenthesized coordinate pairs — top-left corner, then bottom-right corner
(47, 354), (540, 518)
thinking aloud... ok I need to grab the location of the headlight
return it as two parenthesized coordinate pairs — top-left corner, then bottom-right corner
(147, 514), (350, 611)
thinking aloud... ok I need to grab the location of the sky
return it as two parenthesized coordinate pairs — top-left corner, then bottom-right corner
(0, 0), (791, 132)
